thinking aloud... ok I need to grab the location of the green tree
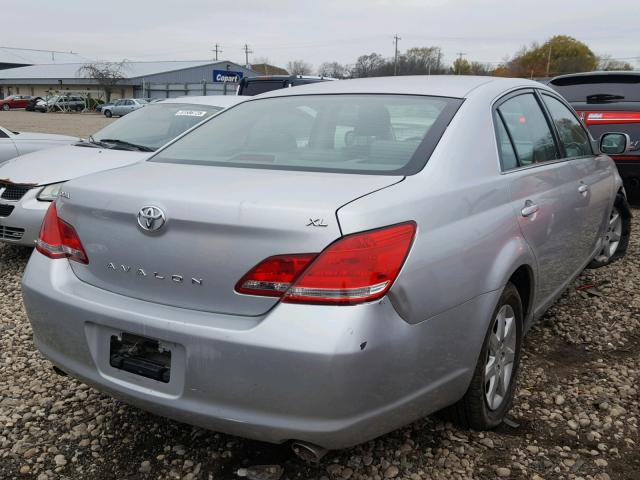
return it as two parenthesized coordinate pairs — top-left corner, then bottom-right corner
(497, 35), (598, 77)
(450, 58), (472, 75)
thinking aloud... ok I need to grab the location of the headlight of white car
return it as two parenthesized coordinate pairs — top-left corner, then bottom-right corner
(37, 182), (64, 201)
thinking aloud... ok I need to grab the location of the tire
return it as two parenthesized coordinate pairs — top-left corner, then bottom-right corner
(104, 110), (112, 118)
(2, 104), (9, 111)
(587, 192), (632, 269)
(75, 105), (83, 112)
(446, 282), (523, 430)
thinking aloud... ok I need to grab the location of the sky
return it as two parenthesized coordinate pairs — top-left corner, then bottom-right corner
(4, 0), (640, 70)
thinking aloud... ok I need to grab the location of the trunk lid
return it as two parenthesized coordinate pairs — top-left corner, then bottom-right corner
(62, 162), (402, 316)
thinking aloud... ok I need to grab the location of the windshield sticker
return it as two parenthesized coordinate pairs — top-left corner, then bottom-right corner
(175, 110), (207, 117)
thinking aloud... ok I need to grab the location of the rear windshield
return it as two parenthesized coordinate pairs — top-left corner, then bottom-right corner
(239, 80), (286, 96)
(152, 94), (462, 175)
(550, 75), (640, 103)
(93, 102), (223, 151)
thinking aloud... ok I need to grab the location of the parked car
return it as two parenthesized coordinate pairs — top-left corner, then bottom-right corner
(34, 95), (86, 113)
(0, 125), (77, 165)
(0, 96), (244, 245)
(237, 74), (333, 95)
(103, 98), (148, 117)
(25, 96), (43, 111)
(549, 71), (640, 204)
(0, 95), (34, 110)
(95, 101), (114, 113)
(22, 77), (632, 453)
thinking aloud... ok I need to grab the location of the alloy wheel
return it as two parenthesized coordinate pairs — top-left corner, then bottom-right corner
(595, 206), (622, 263)
(484, 304), (517, 411)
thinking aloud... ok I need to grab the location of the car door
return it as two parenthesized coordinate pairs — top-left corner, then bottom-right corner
(0, 129), (18, 163)
(496, 90), (584, 312)
(111, 100), (123, 116)
(539, 92), (613, 265)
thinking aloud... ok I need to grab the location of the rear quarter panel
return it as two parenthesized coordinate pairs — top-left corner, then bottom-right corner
(337, 91), (537, 325)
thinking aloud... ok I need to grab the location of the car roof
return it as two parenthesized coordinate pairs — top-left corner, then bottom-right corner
(158, 95), (245, 108)
(251, 75), (543, 100)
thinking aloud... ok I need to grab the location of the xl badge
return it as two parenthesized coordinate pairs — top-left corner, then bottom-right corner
(137, 206), (166, 232)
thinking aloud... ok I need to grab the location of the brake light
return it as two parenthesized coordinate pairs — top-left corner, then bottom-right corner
(235, 254), (317, 297)
(35, 203), (88, 264)
(235, 222), (416, 305)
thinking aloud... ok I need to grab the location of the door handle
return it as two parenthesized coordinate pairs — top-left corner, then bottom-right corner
(578, 184), (590, 194)
(521, 201), (539, 217)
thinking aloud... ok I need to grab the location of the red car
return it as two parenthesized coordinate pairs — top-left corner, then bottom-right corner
(0, 95), (34, 111)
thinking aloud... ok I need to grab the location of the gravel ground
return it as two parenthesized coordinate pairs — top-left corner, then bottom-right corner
(0, 112), (638, 479)
(0, 221), (638, 480)
(0, 110), (114, 138)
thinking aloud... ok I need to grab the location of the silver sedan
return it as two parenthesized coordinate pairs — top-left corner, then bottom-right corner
(22, 76), (631, 455)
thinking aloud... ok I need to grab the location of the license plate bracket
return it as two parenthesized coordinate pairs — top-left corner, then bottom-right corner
(109, 333), (171, 383)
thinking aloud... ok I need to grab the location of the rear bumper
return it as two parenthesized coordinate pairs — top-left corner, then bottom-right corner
(0, 190), (49, 246)
(22, 251), (501, 449)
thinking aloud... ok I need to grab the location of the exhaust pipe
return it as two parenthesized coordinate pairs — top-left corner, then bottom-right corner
(291, 441), (328, 463)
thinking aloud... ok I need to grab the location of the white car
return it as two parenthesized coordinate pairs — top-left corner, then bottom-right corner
(0, 126), (78, 165)
(0, 96), (244, 245)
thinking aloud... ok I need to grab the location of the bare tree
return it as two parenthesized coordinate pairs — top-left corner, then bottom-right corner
(598, 55), (633, 71)
(77, 60), (129, 102)
(286, 60), (313, 75)
(317, 62), (350, 79)
(351, 53), (386, 78)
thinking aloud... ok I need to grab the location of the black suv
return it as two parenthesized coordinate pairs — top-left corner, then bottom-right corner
(237, 75), (333, 96)
(549, 71), (640, 204)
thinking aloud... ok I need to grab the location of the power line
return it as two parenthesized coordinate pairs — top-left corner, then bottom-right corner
(456, 52), (466, 74)
(243, 44), (253, 67)
(393, 34), (401, 76)
(212, 43), (222, 61)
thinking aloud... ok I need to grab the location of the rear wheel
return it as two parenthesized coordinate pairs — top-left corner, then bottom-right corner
(588, 194), (631, 268)
(447, 282), (523, 429)
(2, 104), (9, 111)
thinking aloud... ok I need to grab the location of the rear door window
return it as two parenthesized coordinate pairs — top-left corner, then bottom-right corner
(498, 93), (558, 166)
(541, 94), (592, 158)
(496, 116), (518, 170)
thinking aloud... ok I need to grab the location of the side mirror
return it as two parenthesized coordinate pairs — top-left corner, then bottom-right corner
(600, 133), (631, 155)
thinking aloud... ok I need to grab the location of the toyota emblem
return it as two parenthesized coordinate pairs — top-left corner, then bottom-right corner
(137, 206), (166, 232)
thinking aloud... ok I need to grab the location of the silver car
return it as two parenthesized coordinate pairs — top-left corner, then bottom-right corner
(22, 77), (631, 454)
(0, 126), (77, 164)
(0, 96), (244, 245)
(103, 98), (148, 118)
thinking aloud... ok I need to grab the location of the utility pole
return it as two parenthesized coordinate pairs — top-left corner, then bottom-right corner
(393, 34), (401, 76)
(456, 52), (466, 75)
(212, 44), (222, 61)
(243, 44), (253, 67)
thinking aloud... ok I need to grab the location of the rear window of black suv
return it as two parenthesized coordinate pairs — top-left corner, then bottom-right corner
(151, 94), (463, 175)
(549, 74), (640, 103)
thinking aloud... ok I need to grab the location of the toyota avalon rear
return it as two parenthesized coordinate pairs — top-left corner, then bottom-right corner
(22, 77), (628, 452)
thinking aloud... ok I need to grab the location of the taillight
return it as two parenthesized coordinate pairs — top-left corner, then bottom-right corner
(235, 222), (416, 305)
(35, 203), (88, 264)
(235, 254), (317, 297)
